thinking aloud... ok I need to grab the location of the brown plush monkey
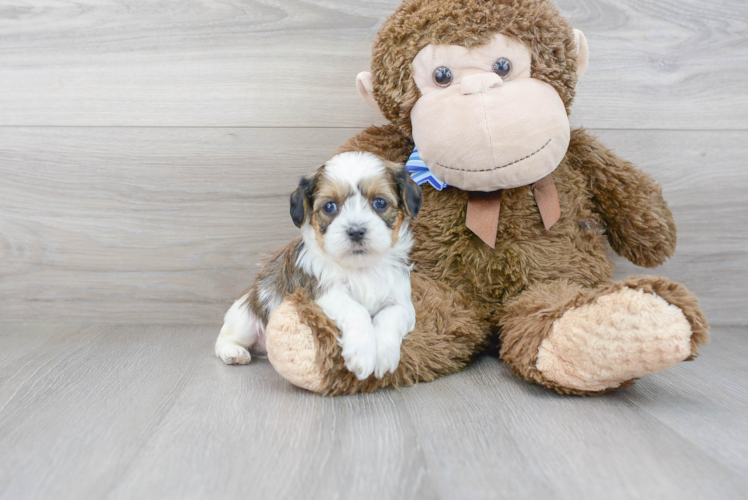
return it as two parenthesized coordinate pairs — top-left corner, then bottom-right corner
(264, 0), (709, 396)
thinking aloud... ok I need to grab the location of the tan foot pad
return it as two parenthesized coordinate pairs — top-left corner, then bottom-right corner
(536, 288), (692, 392)
(265, 299), (327, 394)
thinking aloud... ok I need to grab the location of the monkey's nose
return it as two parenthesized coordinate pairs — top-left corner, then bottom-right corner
(460, 73), (503, 95)
(347, 227), (367, 243)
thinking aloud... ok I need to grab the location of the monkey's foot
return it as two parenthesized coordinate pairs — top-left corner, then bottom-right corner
(536, 287), (694, 392)
(266, 275), (490, 396)
(265, 299), (328, 394)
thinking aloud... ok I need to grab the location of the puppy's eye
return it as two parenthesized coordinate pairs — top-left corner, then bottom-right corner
(433, 66), (453, 87)
(322, 201), (338, 215)
(372, 198), (388, 212)
(492, 57), (512, 78)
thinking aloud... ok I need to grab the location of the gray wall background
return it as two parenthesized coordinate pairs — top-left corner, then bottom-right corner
(0, 0), (746, 325)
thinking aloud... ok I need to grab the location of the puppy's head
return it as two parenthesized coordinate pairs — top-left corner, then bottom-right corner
(290, 152), (422, 267)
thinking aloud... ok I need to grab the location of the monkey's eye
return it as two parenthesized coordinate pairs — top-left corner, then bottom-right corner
(432, 66), (453, 87)
(372, 198), (388, 212)
(492, 58), (512, 78)
(322, 201), (338, 215)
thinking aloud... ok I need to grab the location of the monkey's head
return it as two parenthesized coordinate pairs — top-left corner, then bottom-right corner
(356, 0), (589, 191)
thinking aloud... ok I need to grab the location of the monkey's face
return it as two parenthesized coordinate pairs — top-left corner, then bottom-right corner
(409, 34), (571, 192)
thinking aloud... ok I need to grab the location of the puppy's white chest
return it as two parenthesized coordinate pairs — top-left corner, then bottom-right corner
(341, 270), (397, 316)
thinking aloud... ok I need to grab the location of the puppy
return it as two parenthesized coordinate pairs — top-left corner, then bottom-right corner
(214, 152), (422, 380)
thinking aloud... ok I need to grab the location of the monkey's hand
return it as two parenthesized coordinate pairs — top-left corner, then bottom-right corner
(571, 129), (676, 268)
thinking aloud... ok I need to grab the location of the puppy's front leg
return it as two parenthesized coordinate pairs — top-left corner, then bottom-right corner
(316, 289), (377, 380)
(372, 303), (416, 378)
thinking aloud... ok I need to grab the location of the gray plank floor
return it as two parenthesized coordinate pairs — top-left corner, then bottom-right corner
(0, 323), (746, 500)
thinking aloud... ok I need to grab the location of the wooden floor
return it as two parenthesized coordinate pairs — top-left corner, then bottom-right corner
(0, 323), (746, 500)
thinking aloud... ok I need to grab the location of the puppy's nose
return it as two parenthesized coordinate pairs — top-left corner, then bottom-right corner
(460, 72), (503, 95)
(347, 227), (366, 243)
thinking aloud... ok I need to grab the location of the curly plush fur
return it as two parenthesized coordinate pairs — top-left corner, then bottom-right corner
(263, 0), (709, 396)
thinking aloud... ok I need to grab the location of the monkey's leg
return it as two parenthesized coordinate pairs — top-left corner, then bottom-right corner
(265, 274), (490, 396)
(499, 277), (709, 395)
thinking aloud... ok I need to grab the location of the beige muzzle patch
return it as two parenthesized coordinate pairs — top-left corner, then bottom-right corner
(411, 78), (570, 192)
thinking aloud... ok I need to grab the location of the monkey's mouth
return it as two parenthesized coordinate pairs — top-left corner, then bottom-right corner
(436, 138), (551, 173)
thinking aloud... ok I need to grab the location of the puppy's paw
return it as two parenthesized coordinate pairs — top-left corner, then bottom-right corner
(340, 328), (378, 380)
(216, 343), (251, 365)
(374, 336), (402, 378)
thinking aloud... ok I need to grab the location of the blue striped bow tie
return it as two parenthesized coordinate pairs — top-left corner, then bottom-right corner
(404, 146), (561, 249)
(405, 147), (449, 191)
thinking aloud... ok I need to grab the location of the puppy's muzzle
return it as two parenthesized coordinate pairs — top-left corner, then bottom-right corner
(347, 226), (367, 243)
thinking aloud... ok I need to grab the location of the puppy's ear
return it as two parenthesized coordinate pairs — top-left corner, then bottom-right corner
(290, 173), (316, 228)
(390, 163), (422, 218)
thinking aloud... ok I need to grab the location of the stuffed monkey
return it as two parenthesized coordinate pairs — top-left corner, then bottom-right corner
(264, 0), (709, 396)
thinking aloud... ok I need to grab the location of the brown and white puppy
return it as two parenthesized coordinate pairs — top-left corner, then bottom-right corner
(215, 152), (422, 380)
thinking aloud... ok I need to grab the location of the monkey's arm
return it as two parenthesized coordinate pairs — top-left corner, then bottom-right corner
(335, 124), (414, 164)
(570, 128), (676, 268)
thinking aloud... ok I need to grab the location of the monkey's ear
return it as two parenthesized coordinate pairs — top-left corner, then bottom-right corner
(290, 176), (314, 228)
(573, 29), (589, 79)
(356, 72), (382, 114)
(392, 166), (423, 219)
